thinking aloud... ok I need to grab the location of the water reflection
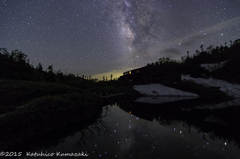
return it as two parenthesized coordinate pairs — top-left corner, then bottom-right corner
(17, 99), (240, 159)
(135, 96), (197, 104)
(75, 106), (112, 146)
(0, 107), (103, 155)
(119, 98), (240, 148)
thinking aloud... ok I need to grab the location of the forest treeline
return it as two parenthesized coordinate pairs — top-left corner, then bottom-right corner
(0, 48), (96, 82)
(1, 38), (240, 85)
(147, 39), (240, 84)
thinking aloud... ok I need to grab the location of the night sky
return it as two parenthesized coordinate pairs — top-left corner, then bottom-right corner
(1, 0), (239, 80)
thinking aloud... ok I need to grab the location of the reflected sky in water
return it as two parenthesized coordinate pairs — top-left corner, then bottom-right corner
(26, 103), (240, 159)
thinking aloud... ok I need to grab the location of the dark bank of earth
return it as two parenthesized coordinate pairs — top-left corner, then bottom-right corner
(0, 79), (138, 152)
(0, 80), (102, 151)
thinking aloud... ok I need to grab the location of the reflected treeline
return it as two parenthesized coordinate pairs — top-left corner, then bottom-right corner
(76, 106), (112, 146)
(1, 104), (114, 155)
(117, 98), (240, 148)
(0, 105), (103, 153)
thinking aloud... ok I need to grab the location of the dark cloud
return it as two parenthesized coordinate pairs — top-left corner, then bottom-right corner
(181, 31), (218, 47)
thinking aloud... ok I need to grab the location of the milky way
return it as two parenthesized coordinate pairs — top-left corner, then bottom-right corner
(0, 0), (239, 79)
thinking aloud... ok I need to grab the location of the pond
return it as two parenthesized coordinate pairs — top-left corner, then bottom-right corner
(14, 97), (240, 158)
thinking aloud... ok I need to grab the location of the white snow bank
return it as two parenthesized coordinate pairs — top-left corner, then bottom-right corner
(135, 96), (197, 104)
(133, 84), (198, 97)
(200, 60), (227, 72)
(182, 75), (240, 98)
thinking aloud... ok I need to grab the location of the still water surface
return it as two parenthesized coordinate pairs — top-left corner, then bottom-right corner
(19, 98), (240, 159)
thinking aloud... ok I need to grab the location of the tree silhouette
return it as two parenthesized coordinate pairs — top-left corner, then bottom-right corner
(196, 50), (201, 56)
(206, 45), (213, 53)
(47, 64), (53, 73)
(36, 63), (43, 71)
(200, 44), (204, 52)
(10, 50), (27, 63)
(0, 48), (9, 57)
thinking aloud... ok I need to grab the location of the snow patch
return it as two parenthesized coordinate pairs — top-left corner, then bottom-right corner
(200, 60), (227, 72)
(182, 75), (240, 98)
(133, 84), (198, 97)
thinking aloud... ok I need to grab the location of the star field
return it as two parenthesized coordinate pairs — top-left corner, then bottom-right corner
(0, 0), (239, 79)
